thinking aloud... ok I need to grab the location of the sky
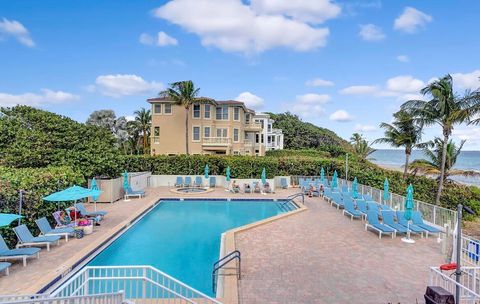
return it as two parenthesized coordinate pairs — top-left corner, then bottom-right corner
(1, 0), (480, 149)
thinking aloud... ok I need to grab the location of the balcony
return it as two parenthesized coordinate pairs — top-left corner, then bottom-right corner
(244, 139), (253, 147)
(202, 137), (232, 146)
(245, 121), (263, 132)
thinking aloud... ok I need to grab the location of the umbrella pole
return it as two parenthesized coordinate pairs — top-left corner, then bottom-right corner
(402, 221), (415, 244)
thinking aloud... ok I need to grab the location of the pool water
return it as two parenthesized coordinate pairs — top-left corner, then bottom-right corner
(88, 199), (293, 296)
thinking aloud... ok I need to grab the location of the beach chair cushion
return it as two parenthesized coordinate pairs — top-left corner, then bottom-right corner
(14, 224), (61, 244)
(344, 200), (362, 218)
(184, 177), (192, 186)
(175, 176), (183, 187)
(0, 235), (41, 256)
(412, 211), (442, 233)
(0, 262), (10, 274)
(36, 217), (74, 235)
(381, 211), (408, 233)
(396, 211), (426, 233)
(367, 211), (395, 233)
(194, 176), (202, 187)
(75, 203), (108, 217)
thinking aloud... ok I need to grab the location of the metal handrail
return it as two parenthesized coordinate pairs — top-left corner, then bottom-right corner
(212, 250), (241, 294)
(4, 292), (125, 304)
(284, 192), (305, 205)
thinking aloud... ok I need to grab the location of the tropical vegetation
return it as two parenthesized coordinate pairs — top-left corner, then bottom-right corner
(349, 133), (375, 161)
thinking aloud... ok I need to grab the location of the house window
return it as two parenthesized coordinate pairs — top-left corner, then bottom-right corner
(255, 133), (260, 143)
(204, 126), (211, 138)
(153, 127), (160, 144)
(193, 104), (201, 118)
(268, 124), (272, 132)
(164, 103), (172, 114)
(216, 106), (228, 120)
(268, 136), (271, 144)
(204, 104), (211, 119)
(233, 128), (239, 142)
(245, 113), (251, 123)
(233, 151), (240, 155)
(234, 108), (240, 121)
(154, 104), (162, 114)
(216, 128), (227, 138)
(193, 126), (200, 141)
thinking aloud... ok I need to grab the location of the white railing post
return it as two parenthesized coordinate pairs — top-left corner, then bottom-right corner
(433, 205), (437, 226)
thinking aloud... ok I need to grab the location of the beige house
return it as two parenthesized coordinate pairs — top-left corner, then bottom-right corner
(148, 97), (267, 156)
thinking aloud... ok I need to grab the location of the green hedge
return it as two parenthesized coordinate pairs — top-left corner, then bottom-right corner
(0, 166), (84, 247)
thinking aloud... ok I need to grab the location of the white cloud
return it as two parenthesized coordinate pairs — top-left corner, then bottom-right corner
(235, 92), (265, 110)
(0, 89), (79, 107)
(153, 0), (331, 54)
(358, 24), (385, 41)
(453, 127), (480, 148)
(250, 0), (341, 24)
(394, 7), (432, 33)
(451, 70), (480, 91)
(305, 78), (334, 87)
(0, 18), (34, 47)
(296, 93), (331, 104)
(95, 74), (164, 97)
(340, 85), (379, 95)
(354, 123), (376, 132)
(288, 93), (330, 118)
(329, 110), (353, 122)
(385, 75), (425, 93)
(139, 31), (178, 47)
(396, 55), (409, 62)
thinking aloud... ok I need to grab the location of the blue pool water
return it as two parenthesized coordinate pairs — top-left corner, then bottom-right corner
(88, 199), (292, 296)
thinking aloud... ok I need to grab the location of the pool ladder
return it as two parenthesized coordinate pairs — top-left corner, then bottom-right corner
(279, 192), (305, 210)
(212, 250), (241, 294)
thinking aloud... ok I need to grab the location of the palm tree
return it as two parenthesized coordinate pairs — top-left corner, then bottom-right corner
(354, 139), (376, 161)
(350, 133), (363, 145)
(374, 109), (426, 179)
(401, 74), (480, 203)
(409, 138), (479, 181)
(134, 108), (151, 154)
(159, 81), (213, 154)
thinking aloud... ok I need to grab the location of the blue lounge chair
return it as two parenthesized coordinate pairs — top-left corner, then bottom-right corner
(412, 211), (442, 237)
(210, 176), (216, 188)
(0, 262), (11, 276)
(36, 217), (75, 242)
(381, 211), (408, 234)
(341, 185), (348, 192)
(194, 176), (203, 188)
(355, 200), (368, 220)
(124, 185), (145, 200)
(343, 199), (363, 220)
(13, 224), (60, 251)
(0, 235), (40, 267)
(174, 176), (183, 187)
(330, 193), (343, 208)
(396, 211), (426, 237)
(363, 194), (373, 201)
(280, 178), (288, 189)
(75, 203), (107, 217)
(367, 202), (380, 215)
(184, 176), (192, 187)
(322, 187), (332, 200)
(365, 211), (396, 239)
(379, 204), (394, 211)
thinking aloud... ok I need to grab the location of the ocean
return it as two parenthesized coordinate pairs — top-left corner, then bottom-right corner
(369, 149), (480, 187)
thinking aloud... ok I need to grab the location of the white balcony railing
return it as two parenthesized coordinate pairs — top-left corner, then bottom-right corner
(244, 139), (253, 147)
(203, 137), (231, 145)
(245, 122), (262, 129)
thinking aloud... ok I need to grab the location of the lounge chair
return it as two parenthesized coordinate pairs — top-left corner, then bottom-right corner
(343, 199), (363, 220)
(412, 211), (442, 237)
(194, 176), (203, 188)
(174, 176), (184, 187)
(263, 182), (272, 194)
(52, 211), (76, 228)
(330, 193), (343, 209)
(365, 211), (395, 239)
(184, 176), (192, 187)
(13, 225), (60, 251)
(323, 187), (333, 201)
(381, 211), (408, 234)
(356, 200), (368, 220)
(280, 178), (288, 189)
(36, 217), (75, 242)
(0, 262), (11, 276)
(379, 204), (394, 211)
(244, 183), (252, 193)
(75, 203), (107, 217)
(253, 182), (261, 193)
(363, 194), (373, 201)
(0, 235), (40, 267)
(210, 176), (216, 188)
(396, 211), (426, 237)
(341, 185), (348, 193)
(231, 186), (240, 193)
(367, 202), (380, 216)
(124, 185), (145, 200)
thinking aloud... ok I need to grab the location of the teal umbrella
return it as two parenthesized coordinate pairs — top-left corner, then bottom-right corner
(320, 167), (325, 182)
(226, 167), (231, 182)
(383, 178), (390, 203)
(352, 177), (358, 199)
(43, 185), (101, 202)
(261, 168), (267, 184)
(331, 170), (338, 189)
(402, 184), (415, 243)
(123, 171), (129, 191)
(0, 213), (23, 227)
(204, 165), (209, 179)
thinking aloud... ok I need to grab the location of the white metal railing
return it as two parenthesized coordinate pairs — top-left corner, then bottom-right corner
(203, 138), (231, 145)
(245, 122), (262, 129)
(244, 139), (253, 146)
(50, 266), (221, 304)
(2, 292), (125, 304)
(0, 294), (49, 303)
(461, 235), (480, 266)
(429, 266), (480, 303)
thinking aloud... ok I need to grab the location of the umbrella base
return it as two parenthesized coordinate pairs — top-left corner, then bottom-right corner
(401, 237), (416, 244)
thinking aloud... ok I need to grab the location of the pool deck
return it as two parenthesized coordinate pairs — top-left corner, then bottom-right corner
(0, 187), (446, 303)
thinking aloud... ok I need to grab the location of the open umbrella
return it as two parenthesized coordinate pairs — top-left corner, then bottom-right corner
(331, 170), (338, 190)
(0, 213), (23, 227)
(352, 177), (358, 199)
(90, 178), (100, 212)
(383, 178), (390, 203)
(320, 167), (325, 182)
(261, 168), (267, 185)
(204, 165), (209, 179)
(402, 184), (415, 244)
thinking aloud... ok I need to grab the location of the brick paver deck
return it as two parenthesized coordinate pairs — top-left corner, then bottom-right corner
(236, 196), (446, 304)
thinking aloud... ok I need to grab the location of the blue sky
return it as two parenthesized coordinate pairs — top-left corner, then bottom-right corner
(1, 0), (480, 149)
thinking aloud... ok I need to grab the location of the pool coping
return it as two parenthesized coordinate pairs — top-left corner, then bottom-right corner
(40, 197), (305, 301)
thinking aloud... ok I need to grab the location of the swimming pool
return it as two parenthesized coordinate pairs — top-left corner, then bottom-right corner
(87, 199), (295, 296)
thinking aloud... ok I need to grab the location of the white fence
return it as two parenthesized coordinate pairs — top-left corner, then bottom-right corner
(51, 266), (221, 304)
(0, 292), (125, 304)
(430, 266), (480, 303)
